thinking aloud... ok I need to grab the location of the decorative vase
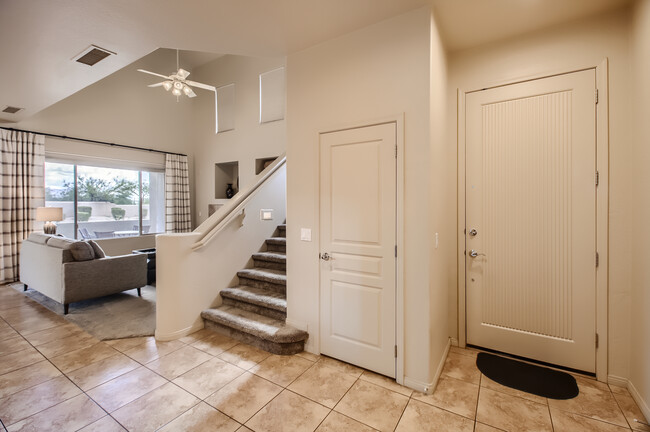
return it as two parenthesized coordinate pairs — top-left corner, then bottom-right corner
(226, 183), (234, 199)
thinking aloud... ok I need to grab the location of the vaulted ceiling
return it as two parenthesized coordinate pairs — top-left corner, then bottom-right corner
(0, 0), (631, 123)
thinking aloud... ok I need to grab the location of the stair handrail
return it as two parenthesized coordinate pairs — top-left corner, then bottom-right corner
(192, 153), (286, 250)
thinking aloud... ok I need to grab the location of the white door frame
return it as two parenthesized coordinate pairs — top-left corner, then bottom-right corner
(457, 60), (609, 381)
(318, 114), (405, 384)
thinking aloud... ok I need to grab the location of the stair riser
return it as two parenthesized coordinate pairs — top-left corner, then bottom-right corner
(266, 243), (286, 253)
(222, 297), (286, 320)
(204, 321), (304, 355)
(238, 276), (286, 294)
(277, 227), (286, 238)
(252, 259), (286, 271)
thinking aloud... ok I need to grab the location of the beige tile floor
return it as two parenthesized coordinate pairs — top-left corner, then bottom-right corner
(0, 283), (648, 432)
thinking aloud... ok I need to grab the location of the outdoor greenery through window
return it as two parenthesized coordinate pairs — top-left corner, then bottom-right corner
(45, 162), (165, 239)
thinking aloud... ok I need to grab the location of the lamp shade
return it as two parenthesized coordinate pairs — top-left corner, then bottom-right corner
(35, 207), (63, 222)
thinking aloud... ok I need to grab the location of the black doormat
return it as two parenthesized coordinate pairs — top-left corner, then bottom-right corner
(476, 352), (579, 400)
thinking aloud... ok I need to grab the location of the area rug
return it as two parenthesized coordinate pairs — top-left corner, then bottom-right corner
(476, 352), (579, 399)
(10, 282), (156, 340)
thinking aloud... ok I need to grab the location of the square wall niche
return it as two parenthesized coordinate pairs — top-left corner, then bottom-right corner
(255, 156), (278, 175)
(215, 161), (239, 199)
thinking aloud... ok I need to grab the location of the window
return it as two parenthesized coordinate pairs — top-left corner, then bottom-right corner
(45, 161), (165, 239)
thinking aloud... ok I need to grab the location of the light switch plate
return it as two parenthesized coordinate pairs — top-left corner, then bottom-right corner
(300, 228), (312, 242)
(260, 209), (274, 220)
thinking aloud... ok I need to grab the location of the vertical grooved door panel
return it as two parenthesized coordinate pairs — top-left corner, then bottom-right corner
(466, 70), (596, 373)
(320, 123), (396, 378)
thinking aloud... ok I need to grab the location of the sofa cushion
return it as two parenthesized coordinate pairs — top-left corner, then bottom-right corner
(87, 240), (106, 259)
(69, 241), (95, 261)
(27, 233), (52, 244)
(46, 237), (76, 249)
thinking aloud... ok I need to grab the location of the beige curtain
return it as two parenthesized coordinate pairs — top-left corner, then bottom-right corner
(0, 129), (45, 283)
(165, 154), (191, 233)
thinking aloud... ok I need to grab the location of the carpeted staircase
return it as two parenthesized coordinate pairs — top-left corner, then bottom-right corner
(201, 223), (308, 355)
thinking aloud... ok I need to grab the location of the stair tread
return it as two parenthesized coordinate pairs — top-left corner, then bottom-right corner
(201, 305), (307, 344)
(221, 286), (286, 312)
(265, 237), (286, 245)
(252, 252), (286, 263)
(238, 268), (286, 285)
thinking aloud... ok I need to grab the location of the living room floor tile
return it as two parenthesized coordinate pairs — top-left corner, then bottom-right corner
(105, 336), (153, 353)
(157, 401), (240, 432)
(288, 361), (357, 408)
(122, 338), (184, 364)
(86, 366), (167, 412)
(66, 352), (140, 391)
(205, 372), (283, 424)
(0, 335), (32, 357)
(78, 415), (127, 432)
(6, 393), (105, 432)
(250, 354), (314, 387)
(22, 322), (85, 346)
(0, 347), (45, 375)
(50, 342), (119, 373)
(173, 357), (246, 399)
(145, 345), (213, 380)
(0, 375), (81, 426)
(218, 343), (272, 370)
(35, 331), (99, 358)
(190, 332), (239, 356)
(111, 382), (199, 432)
(0, 360), (62, 399)
(245, 390), (330, 432)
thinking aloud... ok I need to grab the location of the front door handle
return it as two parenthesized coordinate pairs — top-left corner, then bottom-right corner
(469, 250), (486, 258)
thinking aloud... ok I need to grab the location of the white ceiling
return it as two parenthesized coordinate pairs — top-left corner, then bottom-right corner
(0, 0), (632, 123)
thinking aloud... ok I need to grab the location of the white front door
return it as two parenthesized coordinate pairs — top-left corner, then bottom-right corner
(466, 69), (597, 373)
(319, 123), (397, 377)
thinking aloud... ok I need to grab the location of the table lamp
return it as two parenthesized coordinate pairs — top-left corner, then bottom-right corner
(36, 207), (63, 234)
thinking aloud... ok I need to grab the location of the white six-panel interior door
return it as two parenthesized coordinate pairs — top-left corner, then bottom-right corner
(466, 69), (598, 373)
(319, 122), (397, 378)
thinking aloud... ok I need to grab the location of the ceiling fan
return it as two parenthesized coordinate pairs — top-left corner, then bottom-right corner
(137, 49), (214, 99)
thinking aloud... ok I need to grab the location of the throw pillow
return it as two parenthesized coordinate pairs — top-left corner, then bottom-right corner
(87, 240), (106, 258)
(69, 241), (95, 261)
(27, 233), (51, 244)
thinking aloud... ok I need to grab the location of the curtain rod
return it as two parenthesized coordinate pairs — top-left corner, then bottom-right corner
(0, 126), (187, 157)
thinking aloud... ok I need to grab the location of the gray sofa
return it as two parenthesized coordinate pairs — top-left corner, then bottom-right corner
(19, 233), (147, 314)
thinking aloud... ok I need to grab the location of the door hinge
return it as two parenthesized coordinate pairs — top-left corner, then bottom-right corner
(395, 345), (398, 358)
(595, 89), (599, 104)
(596, 252), (599, 267)
(596, 333), (599, 349)
(395, 146), (398, 158)
(395, 245), (397, 257)
(596, 171), (599, 187)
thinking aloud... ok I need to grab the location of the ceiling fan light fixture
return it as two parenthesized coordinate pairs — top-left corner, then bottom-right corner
(172, 87), (182, 96)
(162, 81), (173, 91)
(173, 81), (183, 90)
(182, 85), (192, 96)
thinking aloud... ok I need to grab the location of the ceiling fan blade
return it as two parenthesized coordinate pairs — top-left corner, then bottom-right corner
(176, 68), (190, 80)
(185, 80), (215, 92)
(147, 82), (165, 87)
(137, 69), (170, 79)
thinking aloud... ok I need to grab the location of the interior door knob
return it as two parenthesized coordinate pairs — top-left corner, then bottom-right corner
(320, 253), (331, 261)
(469, 250), (485, 258)
(469, 229), (478, 237)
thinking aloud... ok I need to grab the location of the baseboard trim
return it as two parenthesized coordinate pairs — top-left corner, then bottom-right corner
(450, 338), (459, 347)
(628, 379), (650, 424)
(404, 338), (451, 395)
(155, 321), (204, 341)
(607, 375), (629, 389)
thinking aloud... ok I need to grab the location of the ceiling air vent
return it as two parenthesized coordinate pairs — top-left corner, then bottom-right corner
(2, 106), (23, 114)
(73, 45), (115, 66)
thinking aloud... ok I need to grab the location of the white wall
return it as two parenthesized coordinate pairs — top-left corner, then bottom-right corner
(190, 55), (286, 226)
(629, 0), (650, 415)
(448, 7), (634, 380)
(286, 6), (449, 390)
